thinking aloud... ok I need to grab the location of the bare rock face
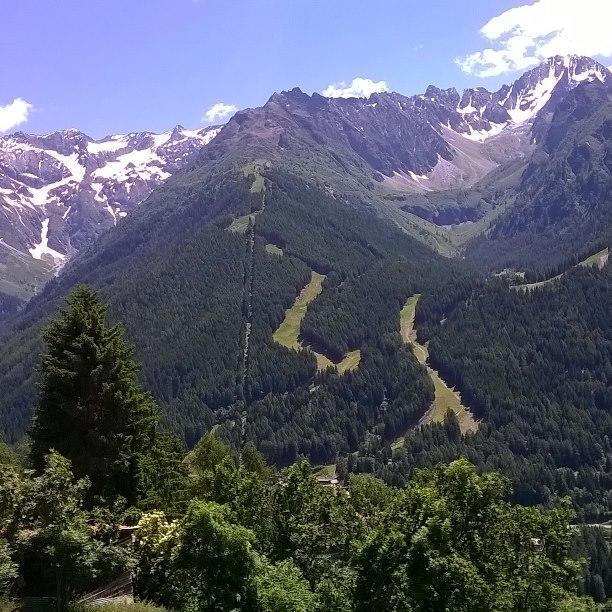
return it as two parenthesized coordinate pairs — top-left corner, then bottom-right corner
(0, 125), (221, 276)
(207, 55), (610, 197)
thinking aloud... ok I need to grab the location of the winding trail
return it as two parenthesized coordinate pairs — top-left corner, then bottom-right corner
(400, 294), (477, 435)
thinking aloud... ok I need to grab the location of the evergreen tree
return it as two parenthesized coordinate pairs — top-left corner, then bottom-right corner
(30, 285), (159, 504)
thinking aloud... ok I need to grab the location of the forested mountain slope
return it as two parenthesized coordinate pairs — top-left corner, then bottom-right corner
(356, 263), (612, 519)
(467, 80), (612, 272)
(0, 156), (463, 468)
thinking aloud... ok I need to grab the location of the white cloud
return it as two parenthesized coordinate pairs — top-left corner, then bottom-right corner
(0, 98), (33, 133)
(457, 0), (612, 77)
(203, 102), (238, 123)
(322, 77), (389, 99)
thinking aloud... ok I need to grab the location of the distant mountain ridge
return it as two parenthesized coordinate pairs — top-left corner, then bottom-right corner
(207, 55), (609, 189)
(0, 124), (220, 298)
(0, 55), (609, 301)
(467, 77), (612, 271)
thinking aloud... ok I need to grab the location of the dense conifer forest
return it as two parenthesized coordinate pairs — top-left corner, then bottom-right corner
(355, 264), (612, 521)
(0, 170), (462, 464)
(0, 286), (609, 610)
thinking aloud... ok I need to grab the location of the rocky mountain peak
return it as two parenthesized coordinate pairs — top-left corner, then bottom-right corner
(499, 54), (610, 125)
(0, 124), (221, 293)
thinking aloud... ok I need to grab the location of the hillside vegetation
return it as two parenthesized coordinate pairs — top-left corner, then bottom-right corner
(355, 265), (612, 524)
(399, 294), (477, 434)
(0, 289), (600, 609)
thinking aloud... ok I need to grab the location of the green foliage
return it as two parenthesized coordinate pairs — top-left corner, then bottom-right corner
(572, 527), (612, 602)
(0, 539), (16, 597)
(176, 501), (259, 610)
(3, 417), (596, 609)
(255, 559), (317, 612)
(8, 452), (128, 608)
(30, 286), (159, 505)
(428, 267), (612, 513)
(355, 458), (583, 612)
(347, 473), (396, 525)
(136, 501), (259, 611)
(0, 442), (16, 467)
(188, 431), (238, 499)
(136, 431), (189, 516)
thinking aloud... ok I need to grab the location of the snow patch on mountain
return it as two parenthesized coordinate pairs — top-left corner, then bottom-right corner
(86, 136), (128, 154)
(93, 148), (170, 183)
(29, 218), (65, 262)
(0, 124), (222, 275)
(447, 55), (610, 143)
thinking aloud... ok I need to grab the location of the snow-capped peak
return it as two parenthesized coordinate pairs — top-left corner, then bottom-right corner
(442, 55), (610, 143)
(502, 55), (609, 125)
(0, 124), (222, 275)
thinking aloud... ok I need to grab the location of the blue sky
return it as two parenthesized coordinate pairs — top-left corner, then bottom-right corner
(2, 0), (611, 138)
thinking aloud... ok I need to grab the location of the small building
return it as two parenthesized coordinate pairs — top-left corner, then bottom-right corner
(316, 476), (340, 487)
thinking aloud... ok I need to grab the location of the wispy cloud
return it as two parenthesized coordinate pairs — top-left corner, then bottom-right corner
(203, 102), (238, 123)
(0, 98), (33, 133)
(457, 0), (612, 77)
(322, 77), (389, 99)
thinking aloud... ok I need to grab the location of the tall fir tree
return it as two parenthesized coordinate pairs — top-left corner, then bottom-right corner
(30, 285), (159, 504)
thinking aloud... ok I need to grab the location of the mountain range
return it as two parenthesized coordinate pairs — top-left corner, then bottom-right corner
(0, 124), (220, 300)
(0, 55), (610, 521)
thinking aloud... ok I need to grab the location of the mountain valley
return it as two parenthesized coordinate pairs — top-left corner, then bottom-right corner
(0, 55), (610, 527)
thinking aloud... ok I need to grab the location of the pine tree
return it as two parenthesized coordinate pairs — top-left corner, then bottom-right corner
(30, 285), (159, 504)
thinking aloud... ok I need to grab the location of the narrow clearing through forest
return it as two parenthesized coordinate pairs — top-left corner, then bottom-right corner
(273, 271), (361, 374)
(511, 247), (609, 292)
(399, 294), (477, 438)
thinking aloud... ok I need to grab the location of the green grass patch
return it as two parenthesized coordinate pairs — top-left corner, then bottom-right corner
(400, 295), (477, 435)
(227, 214), (254, 234)
(250, 173), (265, 193)
(273, 271), (326, 350)
(242, 160), (267, 193)
(337, 349), (361, 374)
(579, 246), (609, 269)
(311, 350), (335, 371)
(273, 272), (361, 375)
(400, 293), (421, 345)
(265, 243), (284, 256)
(314, 463), (337, 478)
